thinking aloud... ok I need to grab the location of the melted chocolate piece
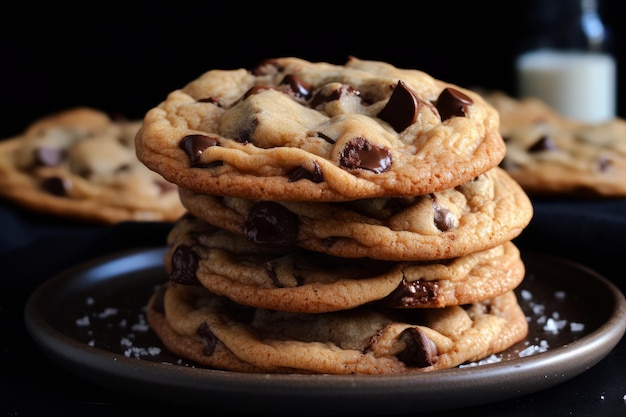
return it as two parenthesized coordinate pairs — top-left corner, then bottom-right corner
(435, 88), (473, 121)
(432, 198), (456, 231)
(528, 135), (557, 153)
(288, 162), (324, 183)
(377, 80), (420, 132)
(197, 323), (218, 356)
(41, 176), (71, 196)
(242, 85), (272, 100)
(316, 132), (335, 144)
(34, 147), (64, 166)
(244, 201), (298, 246)
(339, 137), (392, 173)
(170, 245), (201, 285)
(279, 74), (312, 100)
(179, 134), (220, 164)
(198, 96), (223, 107)
(380, 276), (438, 307)
(310, 83), (360, 108)
(396, 327), (439, 368)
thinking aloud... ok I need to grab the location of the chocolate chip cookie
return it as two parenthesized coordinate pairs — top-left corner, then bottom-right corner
(177, 166), (532, 261)
(485, 91), (626, 196)
(136, 57), (506, 201)
(0, 107), (186, 223)
(146, 283), (528, 374)
(163, 214), (525, 312)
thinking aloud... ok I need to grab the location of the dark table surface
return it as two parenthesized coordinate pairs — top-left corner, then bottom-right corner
(1, 195), (625, 417)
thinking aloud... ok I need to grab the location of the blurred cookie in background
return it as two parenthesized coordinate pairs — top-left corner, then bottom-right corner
(0, 107), (185, 223)
(484, 91), (626, 197)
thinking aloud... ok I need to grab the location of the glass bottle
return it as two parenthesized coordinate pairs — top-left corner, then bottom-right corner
(515, 0), (616, 123)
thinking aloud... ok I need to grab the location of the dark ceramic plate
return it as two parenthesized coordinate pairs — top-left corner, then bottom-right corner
(24, 247), (626, 415)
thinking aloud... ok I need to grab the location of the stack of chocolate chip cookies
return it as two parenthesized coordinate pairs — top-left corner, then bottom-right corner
(135, 57), (534, 374)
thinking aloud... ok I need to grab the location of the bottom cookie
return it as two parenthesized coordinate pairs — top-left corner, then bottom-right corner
(147, 284), (528, 374)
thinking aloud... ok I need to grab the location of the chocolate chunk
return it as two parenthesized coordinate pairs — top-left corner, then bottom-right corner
(242, 85), (273, 100)
(197, 96), (223, 107)
(244, 201), (298, 246)
(279, 74), (312, 100)
(339, 137), (392, 173)
(380, 276), (438, 307)
(288, 162), (324, 183)
(316, 132), (335, 144)
(41, 176), (71, 196)
(377, 80), (420, 132)
(435, 87), (473, 121)
(179, 134), (220, 164)
(170, 245), (201, 285)
(34, 146), (64, 166)
(528, 135), (557, 153)
(432, 198), (456, 231)
(310, 83), (360, 108)
(197, 323), (218, 356)
(396, 327), (439, 367)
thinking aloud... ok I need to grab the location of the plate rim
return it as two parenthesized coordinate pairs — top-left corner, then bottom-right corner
(24, 247), (626, 414)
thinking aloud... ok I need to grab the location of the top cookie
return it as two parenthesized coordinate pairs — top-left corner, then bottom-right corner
(136, 57), (505, 201)
(485, 91), (626, 197)
(0, 107), (186, 223)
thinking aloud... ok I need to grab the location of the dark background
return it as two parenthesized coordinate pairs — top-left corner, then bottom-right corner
(2, 1), (626, 139)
